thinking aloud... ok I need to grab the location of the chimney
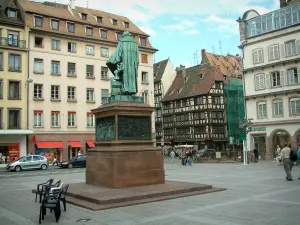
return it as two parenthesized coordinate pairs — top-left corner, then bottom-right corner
(69, 0), (75, 10)
(201, 49), (206, 57)
(280, 0), (287, 8)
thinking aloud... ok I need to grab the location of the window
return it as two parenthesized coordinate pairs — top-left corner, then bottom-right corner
(273, 100), (283, 117)
(290, 98), (300, 115)
(0, 53), (3, 70)
(142, 72), (148, 83)
(67, 86), (76, 101)
(8, 81), (20, 99)
(268, 45), (280, 60)
(34, 111), (43, 127)
(34, 37), (43, 48)
(141, 54), (148, 63)
(101, 89), (109, 103)
(285, 41), (296, 57)
(97, 16), (102, 23)
(86, 88), (95, 102)
(7, 31), (19, 47)
(86, 27), (93, 36)
(212, 96), (222, 104)
(68, 42), (76, 52)
(34, 16), (43, 27)
(51, 111), (60, 127)
(68, 62), (76, 76)
(51, 40), (60, 50)
(112, 19), (117, 25)
(86, 65), (94, 78)
(8, 9), (16, 18)
(51, 19), (59, 30)
(51, 61), (60, 74)
(87, 112), (94, 127)
(0, 80), (2, 99)
(34, 58), (43, 73)
(86, 45), (94, 55)
(142, 90), (149, 104)
(100, 47), (109, 57)
(271, 71), (281, 87)
(67, 22), (75, 33)
(288, 68), (299, 85)
(81, 13), (87, 20)
(140, 37), (146, 46)
(100, 29), (107, 39)
(116, 33), (122, 41)
(33, 84), (43, 99)
(254, 74), (265, 90)
(68, 112), (76, 127)
(51, 85), (60, 100)
(101, 67), (108, 79)
(253, 48), (263, 64)
(8, 109), (20, 129)
(257, 102), (267, 119)
(9, 54), (21, 71)
(124, 22), (129, 28)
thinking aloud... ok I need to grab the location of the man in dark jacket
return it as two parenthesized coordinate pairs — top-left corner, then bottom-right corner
(253, 148), (258, 163)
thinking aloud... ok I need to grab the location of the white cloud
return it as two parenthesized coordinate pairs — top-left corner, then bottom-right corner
(162, 20), (197, 31)
(139, 26), (157, 36)
(186, 29), (199, 35)
(203, 14), (239, 35)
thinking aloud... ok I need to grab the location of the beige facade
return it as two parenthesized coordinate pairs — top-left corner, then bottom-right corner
(238, 3), (300, 159)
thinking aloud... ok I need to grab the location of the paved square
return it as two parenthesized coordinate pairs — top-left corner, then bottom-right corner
(0, 159), (300, 225)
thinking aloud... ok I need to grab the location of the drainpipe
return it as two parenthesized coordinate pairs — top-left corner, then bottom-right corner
(161, 82), (165, 147)
(26, 30), (31, 155)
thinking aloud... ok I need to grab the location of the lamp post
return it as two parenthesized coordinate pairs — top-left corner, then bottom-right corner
(239, 118), (253, 165)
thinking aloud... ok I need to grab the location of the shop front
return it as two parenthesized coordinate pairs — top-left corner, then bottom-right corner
(35, 142), (64, 164)
(86, 140), (95, 152)
(68, 141), (82, 159)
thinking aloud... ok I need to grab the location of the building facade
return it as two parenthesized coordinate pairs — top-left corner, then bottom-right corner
(0, 0), (32, 162)
(238, 2), (300, 159)
(153, 58), (176, 145)
(19, 0), (157, 161)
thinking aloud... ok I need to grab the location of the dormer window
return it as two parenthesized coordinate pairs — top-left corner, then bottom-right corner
(112, 19), (118, 25)
(124, 22), (129, 28)
(34, 15), (43, 27)
(86, 27), (93, 36)
(81, 13), (87, 20)
(51, 19), (59, 30)
(116, 32), (122, 41)
(97, 16), (102, 23)
(8, 8), (17, 18)
(140, 37), (146, 46)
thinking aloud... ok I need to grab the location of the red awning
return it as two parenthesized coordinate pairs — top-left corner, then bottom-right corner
(87, 141), (95, 147)
(36, 142), (64, 149)
(68, 141), (82, 148)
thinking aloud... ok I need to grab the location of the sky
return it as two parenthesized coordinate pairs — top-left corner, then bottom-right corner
(36, 0), (280, 67)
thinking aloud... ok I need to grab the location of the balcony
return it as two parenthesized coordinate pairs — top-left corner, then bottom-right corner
(0, 37), (26, 49)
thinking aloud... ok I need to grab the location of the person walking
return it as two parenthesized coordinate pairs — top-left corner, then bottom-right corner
(170, 149), (175, 164)
(281, 143), (293, 181)
(186, 150), (193, 166)
(296, 145), (300, 180)
(253, 148), (258, 163)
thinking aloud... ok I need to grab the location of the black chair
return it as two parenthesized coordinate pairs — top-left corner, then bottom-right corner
(41, 180), (62, 203)
(35, 179), (54, 203)
(39, 189), (63, 224)
(59, 184), (69, 212)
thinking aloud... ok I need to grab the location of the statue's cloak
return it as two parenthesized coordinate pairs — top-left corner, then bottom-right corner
(106, 31), (139, 94)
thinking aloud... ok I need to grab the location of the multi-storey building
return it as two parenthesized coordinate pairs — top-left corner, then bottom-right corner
(153, 58), (176, 145)
(19, 0), (157, 161)
(238, 1), (300, 159)
(0, 0), (32, 162)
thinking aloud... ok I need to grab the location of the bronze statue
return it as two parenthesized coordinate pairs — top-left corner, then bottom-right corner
(106, 31), (139, 95)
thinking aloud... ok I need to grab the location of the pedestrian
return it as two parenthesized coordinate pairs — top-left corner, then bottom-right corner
(52, 155), (58, 166)
(186, 150), (193, 166)
(253, 148), (258, 163)
(170, 149), (175, 164)
(281, 143), (293, 181)
(296, 145), (300, 180)
(2, 155), (6, 164)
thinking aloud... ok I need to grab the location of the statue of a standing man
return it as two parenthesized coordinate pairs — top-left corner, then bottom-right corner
(106, 31), (139, 95)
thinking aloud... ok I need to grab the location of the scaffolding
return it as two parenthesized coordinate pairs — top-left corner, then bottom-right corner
(224, 78), (246, 144)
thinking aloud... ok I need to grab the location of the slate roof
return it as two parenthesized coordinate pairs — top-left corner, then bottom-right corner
(19, 0), (156, 50)
(153, 59), (169, 83)
(0, 0), (25, 27)
(162, 64), (225, 102)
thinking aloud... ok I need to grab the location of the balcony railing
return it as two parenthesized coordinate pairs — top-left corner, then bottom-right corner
(0, 37), (26, 49)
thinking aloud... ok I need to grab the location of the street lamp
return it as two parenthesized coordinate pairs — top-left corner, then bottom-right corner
(239, 118), (253, 165)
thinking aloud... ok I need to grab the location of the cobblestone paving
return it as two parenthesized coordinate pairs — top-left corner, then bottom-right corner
(0, 158), (300, 225)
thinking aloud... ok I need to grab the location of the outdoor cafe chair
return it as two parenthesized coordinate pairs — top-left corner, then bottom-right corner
(35, 179), (54, 203)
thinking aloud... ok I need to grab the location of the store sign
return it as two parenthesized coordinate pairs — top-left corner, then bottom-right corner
(252, 127), (266, 132)
(8, 144), (20, 162)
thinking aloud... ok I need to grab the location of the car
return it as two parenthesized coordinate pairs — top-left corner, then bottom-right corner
(198, 149), (216, 158)
(59, 155), (86, 169)
(6, 155), (49, 172)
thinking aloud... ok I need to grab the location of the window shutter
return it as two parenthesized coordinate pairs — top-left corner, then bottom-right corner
(298, 67), (300, 83)
(265, 73), (271, 89)
(258, 49), (263, 63)
(288, 69), (293, 84)
(281, 44), (286, 58)
(268, 46), (272, 61)
(254, 75), (260, 90)
(296, 40), (300, 55)
(280, 71), (286, 86)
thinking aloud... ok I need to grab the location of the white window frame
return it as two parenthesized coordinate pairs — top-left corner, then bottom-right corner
(66, 22), (75, 33)
(101, 67), (108, 79)
(100, 47), (109, 57)
(51, 111), (60, 128)
(287, 68), (300, 85)
(271, 71), (281, 87)
(67, 86), (76, 101)
(51, 39), (60, 50)
(34, 58), (43, 73)
(51, 61), (60, 74)
(33, 15), (43, 27)
(87, 113), (95, 127)
(100, 29), (107, 39)
(50, 19), (59, 30)
(68, 42), (76, 53)
(257, 102), (267, 119)
(268, 44), (280, 61)
(86, 88), (95, 102)
(33, 111), (43, 127)
(290, 98), (300, 116)
(285, 40), (296, 57)
(67, 62), (76, 76)
(115, 32), (122, 41)
(142, 90), (149, 104)
(68, 112), (76, 127)
(252, 48), (264, 64)
(140, 37), (146, 46)
(254, 74), (266, 91)
(85, 26), (93, 36)
(142, 71), (148, 83)
(273, 99), (283, 117)
(85, 45), (94, 55)
(51, 85), (60, 100)
(33, 84), (43, 99)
